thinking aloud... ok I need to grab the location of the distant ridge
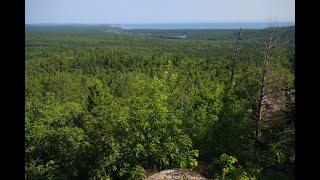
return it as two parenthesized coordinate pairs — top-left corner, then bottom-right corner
(118, 22), (294, 30)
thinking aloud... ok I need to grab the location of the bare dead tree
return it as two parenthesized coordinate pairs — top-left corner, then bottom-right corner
(253, 26), (276, 139)
(230, 28), (242, 85)
(251, 23), (295, 164)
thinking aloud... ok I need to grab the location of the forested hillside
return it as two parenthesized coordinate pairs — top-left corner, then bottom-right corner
(25, 25), (295, 179)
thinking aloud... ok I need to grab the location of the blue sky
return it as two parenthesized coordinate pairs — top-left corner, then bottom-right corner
(26, 0), (295, 24)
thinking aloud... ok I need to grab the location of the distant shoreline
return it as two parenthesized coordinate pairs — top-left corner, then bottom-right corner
(118, 22), (294, 30)
(26, 22), (294, 30)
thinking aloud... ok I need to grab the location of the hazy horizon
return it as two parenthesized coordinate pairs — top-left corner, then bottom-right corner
(26, 0), (294, 24)
(25, 21), (295, 30)
(26, 21), (295, 25)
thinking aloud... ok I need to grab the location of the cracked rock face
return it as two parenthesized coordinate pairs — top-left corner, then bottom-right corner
(146, 169), (208, 180)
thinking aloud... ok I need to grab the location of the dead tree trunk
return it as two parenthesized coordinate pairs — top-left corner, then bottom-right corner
(251, 26), (277, 163)
(254, 26), (275, 140)
(230, 28), (242, 85)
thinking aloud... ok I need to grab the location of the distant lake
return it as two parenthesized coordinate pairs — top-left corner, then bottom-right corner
(118, 22), (294, 29)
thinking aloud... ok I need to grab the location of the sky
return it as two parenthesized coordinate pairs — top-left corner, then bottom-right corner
(26, 0), (295, 24)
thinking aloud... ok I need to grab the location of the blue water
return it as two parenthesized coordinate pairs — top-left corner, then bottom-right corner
(119, 22), (294, 29)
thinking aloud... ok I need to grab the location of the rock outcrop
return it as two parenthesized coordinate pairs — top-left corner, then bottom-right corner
(146, 169), (208, 180)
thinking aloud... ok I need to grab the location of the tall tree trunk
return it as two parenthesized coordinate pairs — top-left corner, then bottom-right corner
(230, 28), (242, 85)
(254, 26), (275, 140)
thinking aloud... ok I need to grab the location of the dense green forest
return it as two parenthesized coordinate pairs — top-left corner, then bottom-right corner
(25, 25), (295, 179)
